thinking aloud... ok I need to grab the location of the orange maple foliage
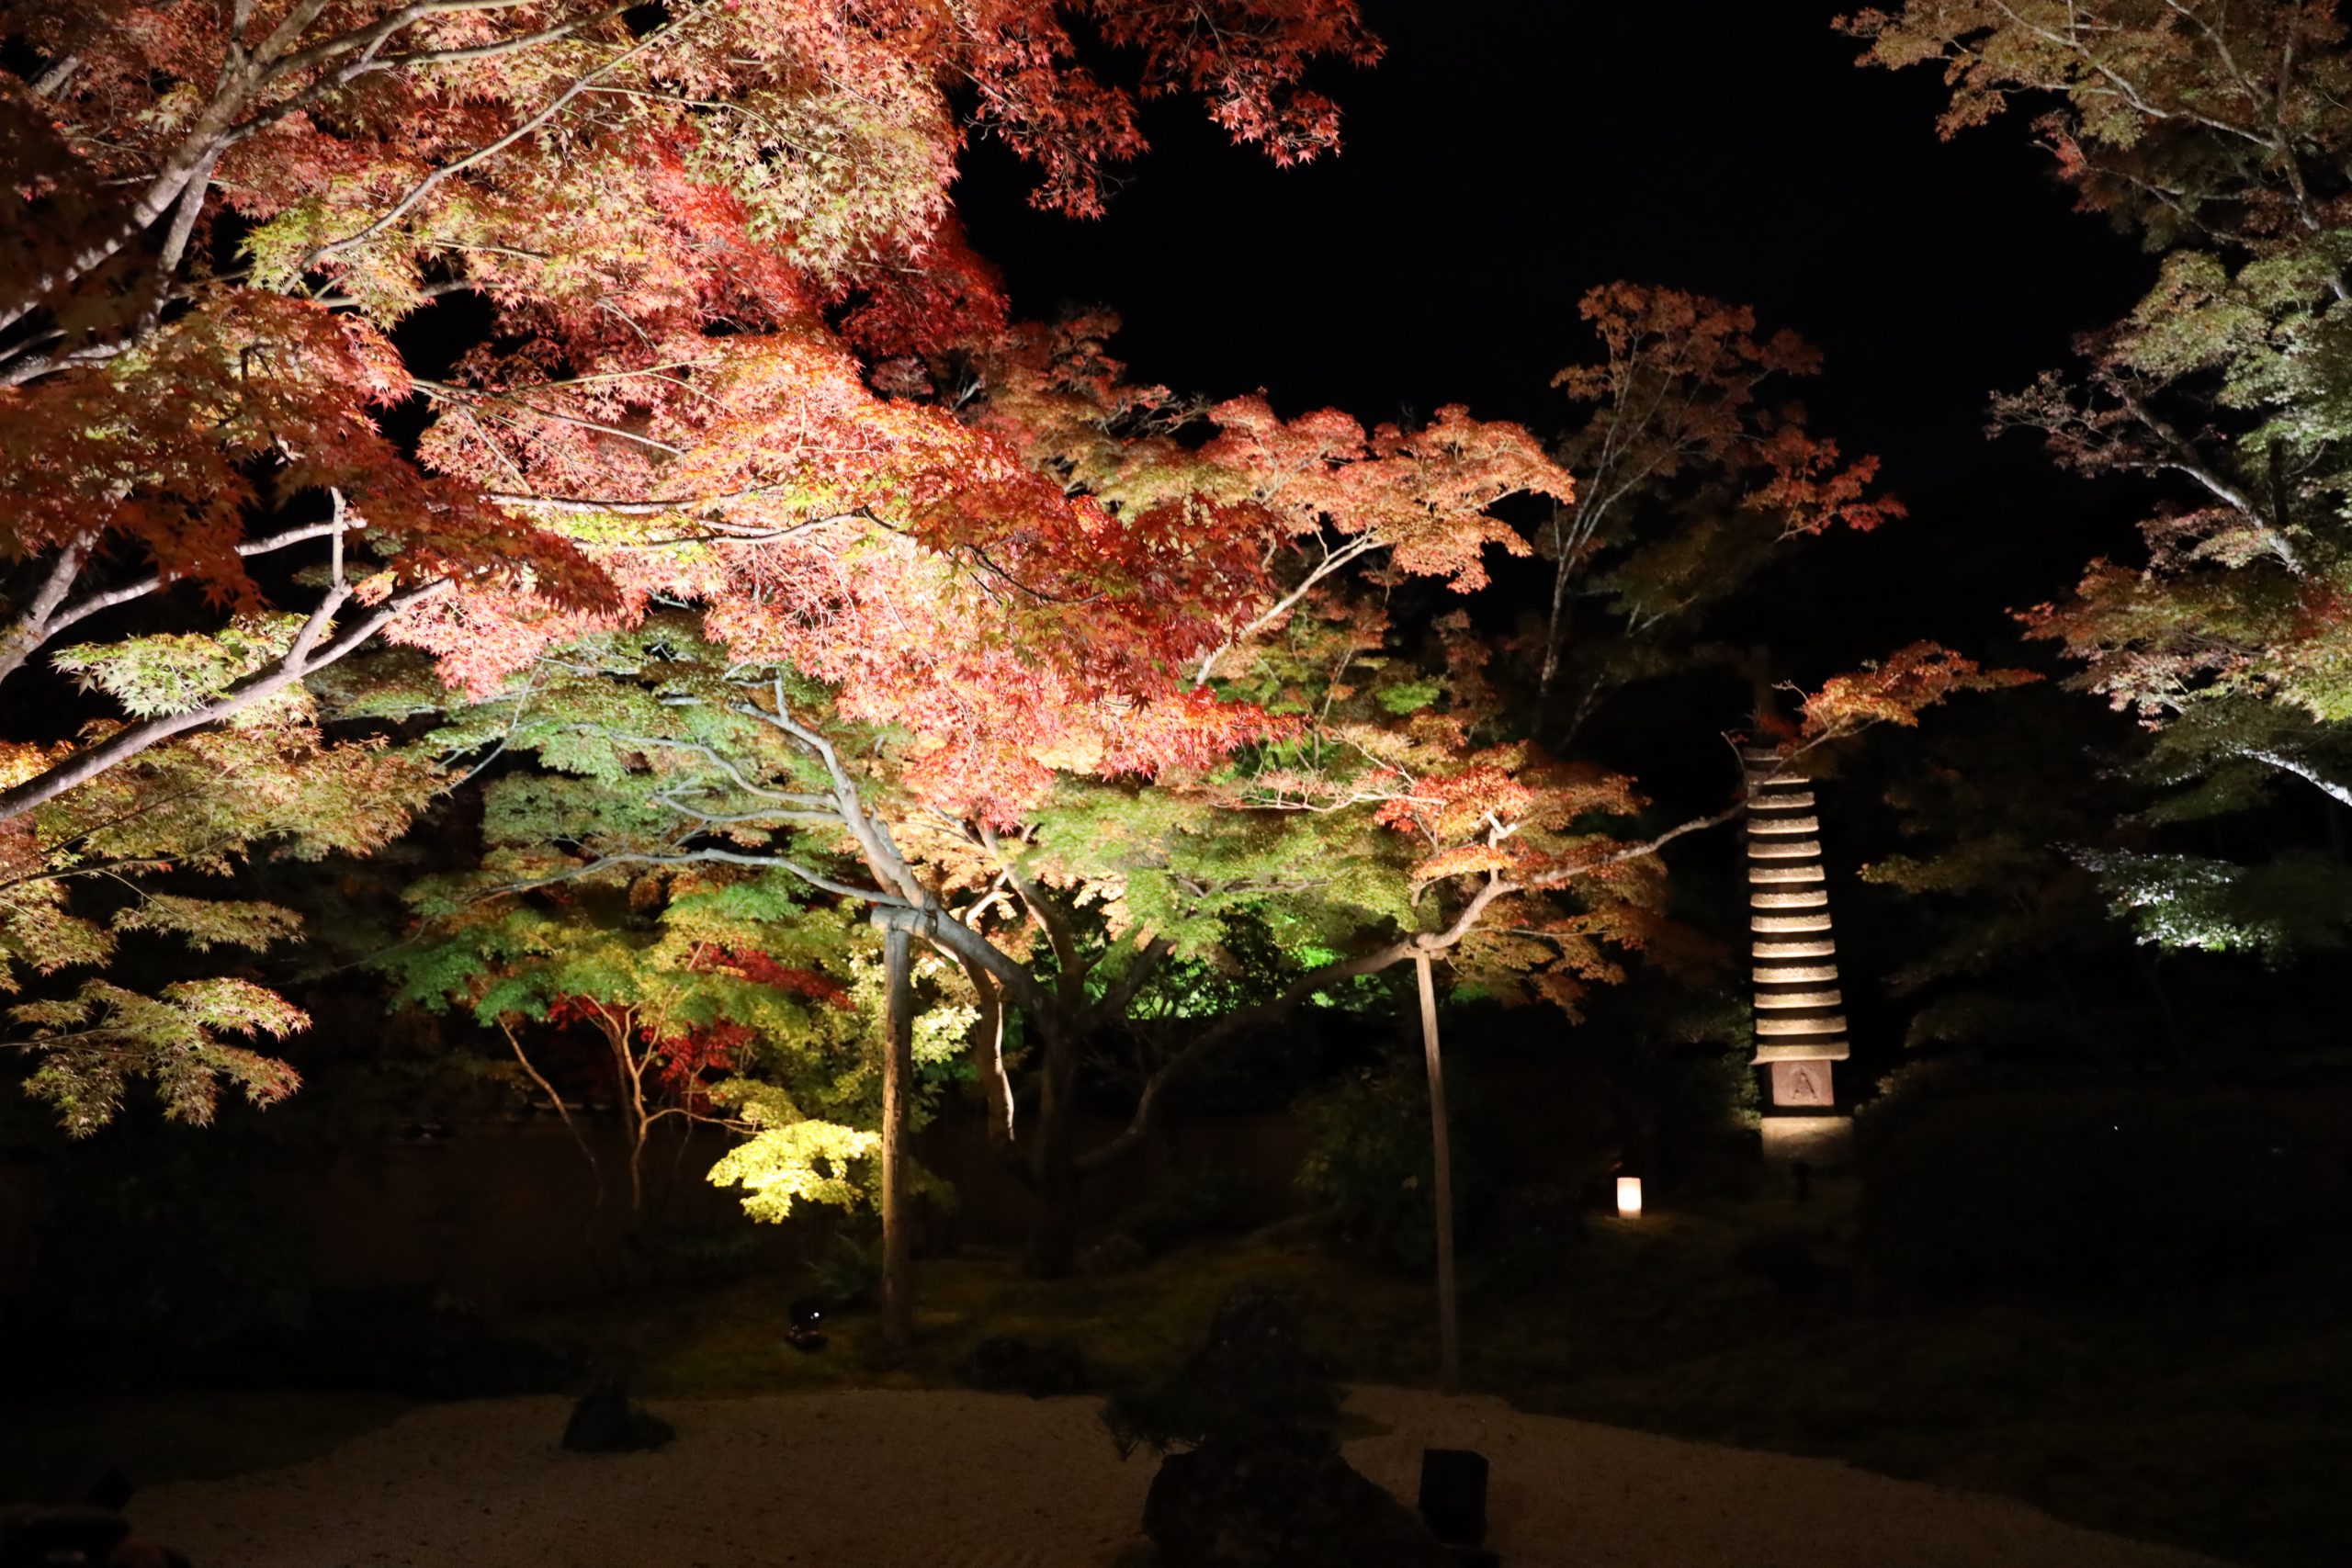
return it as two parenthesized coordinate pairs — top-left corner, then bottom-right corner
(0, 0), (1380, 821)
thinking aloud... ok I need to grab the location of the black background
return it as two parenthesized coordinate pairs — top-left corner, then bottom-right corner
(959, 1), (2154, 674)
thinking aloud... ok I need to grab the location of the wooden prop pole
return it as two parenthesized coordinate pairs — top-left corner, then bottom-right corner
(1417, 951), (1460, 1395)
(877, 916), (916, 1348)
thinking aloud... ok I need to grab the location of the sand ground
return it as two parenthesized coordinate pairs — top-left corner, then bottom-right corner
(130, 1385), (2233, 1568)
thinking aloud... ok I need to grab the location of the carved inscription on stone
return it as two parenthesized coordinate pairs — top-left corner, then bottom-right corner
(1770, 1060), (1834, 1108)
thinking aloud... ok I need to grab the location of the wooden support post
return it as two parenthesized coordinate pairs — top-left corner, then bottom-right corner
(876, 912), (916, 1349)
(1416, 951), (1460, 1396)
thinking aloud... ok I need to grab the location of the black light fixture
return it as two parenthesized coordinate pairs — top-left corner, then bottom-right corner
(1418, 1447), (1496, 1563)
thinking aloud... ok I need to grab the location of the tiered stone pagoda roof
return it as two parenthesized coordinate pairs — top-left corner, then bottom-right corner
(1745, 750), (1848, 1066)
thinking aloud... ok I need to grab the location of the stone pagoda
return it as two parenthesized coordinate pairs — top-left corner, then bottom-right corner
(1744, 745), (1852, 1163)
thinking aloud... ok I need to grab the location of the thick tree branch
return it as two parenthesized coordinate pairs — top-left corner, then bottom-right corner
(945, 948), (1017, 1146)
(0, 577), (450, 822)
(2245, 749), (2352, 810)
(1088, 934), (1173, 1029)
(0, 522), (357, 689)
(978, 823), (1084, 1004)
(0, 545), (88, 688)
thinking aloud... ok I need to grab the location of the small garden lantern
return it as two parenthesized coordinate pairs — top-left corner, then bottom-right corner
(1616, 1177), (1643, 1218)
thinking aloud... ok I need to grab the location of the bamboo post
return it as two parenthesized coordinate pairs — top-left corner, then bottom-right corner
(876, 913), (916, 1348)
(1416, 950), (1460, 1395)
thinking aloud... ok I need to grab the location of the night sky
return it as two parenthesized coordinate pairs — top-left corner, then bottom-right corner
(960, 1), (2154, 674)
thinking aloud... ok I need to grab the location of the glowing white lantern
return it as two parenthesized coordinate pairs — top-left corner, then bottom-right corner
(1615, 1177), (1643, 1218)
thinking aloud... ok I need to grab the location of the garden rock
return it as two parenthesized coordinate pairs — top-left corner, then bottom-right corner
(962, 1337), (1091, 1397)
(560, 1380), (676, 1452)
(83, 1467), (135, 1513)
(0, 1506), (129, 1568)
(1143, 1423), (1453, 1568)
(1181, 1286), (1335, 1427)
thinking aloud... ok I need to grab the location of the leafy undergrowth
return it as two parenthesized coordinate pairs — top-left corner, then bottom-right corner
(533, 1224), (1440, 1399)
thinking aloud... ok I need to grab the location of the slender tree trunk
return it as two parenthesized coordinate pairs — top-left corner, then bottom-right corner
(1024, 1154), (1081, 1280)
(878, 919), (916, 1348)
(626, 1129), (647, 1228)
(1023, 1020), (1083, 1278)
(501, 1019), (609, 1285)
(608, 1022), (649, 1230)
(1416, 953), (1461, 1396)
(1536, 548), (1575, 725)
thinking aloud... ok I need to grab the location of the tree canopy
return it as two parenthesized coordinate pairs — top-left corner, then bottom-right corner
(1852, 0), (2352, 953)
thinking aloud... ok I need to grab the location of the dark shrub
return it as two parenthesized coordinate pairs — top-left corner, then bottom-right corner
(1858, 1088), (2340, 1293)
(1102, 1286), (1338, 1455)
(964, 1337), (1091, 1397)
(1112, 1162), (1256, 1256)
(1295, 1064), (1493, 1270)
(292, 1290), (580, 1397)
(1483, 1180), (1587, 1295)
(1731, 1226), (1832, 1298)
(1077, 1233), (1148, 1275)
(803, 1229), (883, 1309)
(628, 1226), (765, 1286)
(29, 1134), (311, 1357)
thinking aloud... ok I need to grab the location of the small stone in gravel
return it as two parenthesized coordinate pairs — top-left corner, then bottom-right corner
(560, 1382), (675, 1452)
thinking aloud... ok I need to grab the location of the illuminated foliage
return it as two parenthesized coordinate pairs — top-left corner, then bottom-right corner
(1856, 682), (2152, 1054)
(1851, 3), (2352, 932)
(2081, 848), (2352, 962)
(1, 694), (432, 1131)
(1534, 282), (1901, 737)
(388, 861), (904, 1224)
(1, 0), (1377, 819)
(1, 0), (1379, 1127)
(380, 577), (1994, 1278)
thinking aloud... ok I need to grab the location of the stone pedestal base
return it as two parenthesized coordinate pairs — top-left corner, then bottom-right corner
(1759, 1115), (1852, 1168)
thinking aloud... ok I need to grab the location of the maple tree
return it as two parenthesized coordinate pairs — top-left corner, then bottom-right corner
(0, 6), (2038, 1335)
(1533, 282), (1900, 739)
(353, 307), (1584, 1278)
(1850, 682), (2283, 1066)
(386, 860), (972, 1257)
(0, 0), (1378, 821)
(1848, 2), (2352, 946)
(0, 0), (1379, 1130)
(339, 301), (2010, 1287)
(1, 694), (432, 1133)
(376, 559), (2016, 1284)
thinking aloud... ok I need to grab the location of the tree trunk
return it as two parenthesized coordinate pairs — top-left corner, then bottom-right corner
(1023, 1156), (1082, 1279)
(1022, 1020), (1084, 1278)
(1536, 548), (1574, 726)
(1416, 953), (1461, 1396)
(878, 919), (916, 1348)
(500, 1019), (611, 1287)
(606, 1021), (649, 1232)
